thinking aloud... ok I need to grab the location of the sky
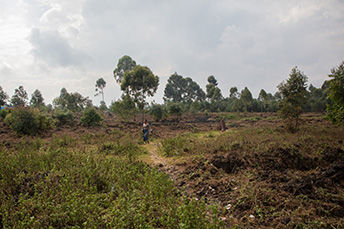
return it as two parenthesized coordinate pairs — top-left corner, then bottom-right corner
(1, 0), (344, 106)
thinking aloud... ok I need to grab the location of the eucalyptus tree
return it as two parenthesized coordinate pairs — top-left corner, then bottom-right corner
(163, 72), (205, 105)
(121, 65), (159, 110)
(113, 55), (136, 84)
(30, 89), (45, 108)
(326, 61), (344, 125)
(11, 86), (28, 107)
(0, 86), (9, 106)
(95, 77), (106, 103)
(277, 66), (309, 131)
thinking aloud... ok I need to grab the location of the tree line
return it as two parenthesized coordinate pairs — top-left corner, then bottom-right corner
(1, 56), (343, 129)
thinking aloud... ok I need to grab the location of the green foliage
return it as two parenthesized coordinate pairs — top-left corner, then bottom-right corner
(167, 102), (184, 118)
(95, 77), (106, 103)
(206, 75), (222, 101)
(5, 107), (51, 135)
(11, 86), (28, 107)
(161, 134), (189, 156)
(113, 55), (137, 84)
(164, 72), (205, 104)
(53, 88), (92, 112)
(30, 89), (45, 108)
(0, 135), (222, 228)
(54, 109), (75, 126)
(121, 65), (159, 110)
(111, 95), (137, 121)
(0, 85), (9, 106)
(326, 61), (344, 125)
(0, 108), (10, 121)
(278, 67), (309, 132)
(149, 103), (165, 121)
(81, 107), (103, 127)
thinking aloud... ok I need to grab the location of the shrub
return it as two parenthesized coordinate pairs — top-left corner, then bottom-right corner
(167, 102), (184, 118)
(149, 104), (165, 121)
(3, 107), (52, 135)
(0, 108), (11, 121)
(81, 107), (103, 126)
(54, 109), (75, 126)
(8, 107), (39, 135)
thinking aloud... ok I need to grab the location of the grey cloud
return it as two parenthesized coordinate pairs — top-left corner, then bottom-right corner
(28, 28), (91, 67)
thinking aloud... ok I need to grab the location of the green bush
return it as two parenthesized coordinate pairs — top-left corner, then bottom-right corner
(9, 107), (40, 135)
(0, 108), (11, 121)
(54, 109), (75, 126)
(3, 107), (52, 135)
(167, 102), (184, 118)
(81, 107), (103, 126)
(149, 104), (165, 121)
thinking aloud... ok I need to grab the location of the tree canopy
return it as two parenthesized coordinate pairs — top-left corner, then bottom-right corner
(206, 75), (222, 101)
(163, 72), (205, 104)
(277, 66), (309, 131)
(121, 65), (159, 109)
(113, 55), (136, 84)
(0, 86), (9, 106)
(53, 88), (92, 112)
(30, 89), (45, 108)
(326, 61), (344, 125)
(95, 77), (106, 103)
(11, 86), (28, 107)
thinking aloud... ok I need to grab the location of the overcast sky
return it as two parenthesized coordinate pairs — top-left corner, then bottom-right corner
(1, 0), (343, 106)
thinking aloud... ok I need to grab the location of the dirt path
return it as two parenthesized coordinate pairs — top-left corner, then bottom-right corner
(141, 141), (184, 187)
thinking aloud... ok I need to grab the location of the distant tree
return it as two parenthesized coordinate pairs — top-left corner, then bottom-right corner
(240, 87), (254, 112)
(277, 66), (309, 132)
(207, 75), (218, 86)
(121, 65), (159, 110)
(81, 107), (103, 127)
(167, 102), (184, 119)
(206, 75), (222, 101)
(11, 86), (28, 107)
(258, 89), (268, 112)
(113, 55), (136, 84)
(149, 104), (165, 121)
(326, 61), (344, 125)
(95, 77), (106, 103)
(307, 84), (327, 112)
(111, 95), (137, 121)
(53, 88), (92, 112)
(163, 73), (205, 104)
(0, 86), (9, 106)
(229, 87), (239, 99)
(30, 89), (45, 108)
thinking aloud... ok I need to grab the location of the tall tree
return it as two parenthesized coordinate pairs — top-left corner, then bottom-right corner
(121, 65), (159, 110)
(326, 61), (344, 125)
(30, 89), (45, 108)
(240, 87), (253, 112)
(277, 66), (309, 131)
(53, 88), (92, 112)
(163, 73), (205, 104)
(0, 86), (9, 106)
(229, 87), (239, 99)
(113, 55), (136, 84)
(11, 86), (28, 107)
(206, 75), (222, 101)
(95, 77), (106, 103)
(258, 89), (268, 112)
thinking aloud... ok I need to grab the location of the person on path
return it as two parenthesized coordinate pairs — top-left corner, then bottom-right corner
(142, 119), (152, 144)
(221, 116), (226, 132)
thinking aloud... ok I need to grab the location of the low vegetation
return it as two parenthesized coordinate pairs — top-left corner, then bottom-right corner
(0, 128), (223, 228)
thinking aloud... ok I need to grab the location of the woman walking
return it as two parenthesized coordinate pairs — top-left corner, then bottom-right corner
(142, 119), (152, 144)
